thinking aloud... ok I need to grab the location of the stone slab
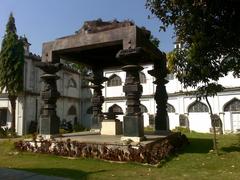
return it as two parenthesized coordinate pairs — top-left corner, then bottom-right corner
(101, 120), (122, 135)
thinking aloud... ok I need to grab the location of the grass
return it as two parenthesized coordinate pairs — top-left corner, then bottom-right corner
(0, 132), (240, 180)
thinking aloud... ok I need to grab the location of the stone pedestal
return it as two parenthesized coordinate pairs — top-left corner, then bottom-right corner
(101, 119), (122, 135)
(122, 115), (143, 137)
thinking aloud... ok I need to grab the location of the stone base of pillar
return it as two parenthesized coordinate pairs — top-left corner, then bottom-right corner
(101, 119), (122, 135)
(121, 136), (145, 143)
(123, 115), (144, 137)
(37, 134), (59, 140)
(154, 130), (172, 136)
(39, 114), (60, 135)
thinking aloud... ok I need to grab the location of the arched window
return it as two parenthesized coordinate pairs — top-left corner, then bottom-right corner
(68, 105), (77, 115)
(86, 106), (93, 114)
(139, 72), (146, 84)
(167, 103), (175, 113)
(108, 104), (123, 114)
(140, 104), (148, 113)
(224, 98), (240, 112)
(107, 74), (122, 87)
(188, 101), (209, 112)
(68, 78), (77, 88)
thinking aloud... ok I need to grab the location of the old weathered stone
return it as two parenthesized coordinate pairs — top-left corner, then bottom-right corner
(118, 48), (144, 140)
(86, 67), (108, 128)
(148, 53), (169, 131)
(36, 62), (62, 137)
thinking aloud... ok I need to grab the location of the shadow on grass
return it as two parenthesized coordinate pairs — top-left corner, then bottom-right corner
(183, 138), (213, 153)
(16, 168), (107, 179)
(221, 145), (240, 152)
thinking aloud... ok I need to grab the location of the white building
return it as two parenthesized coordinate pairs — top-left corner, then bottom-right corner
(1, 38), (240, 135)
(102, 65), (240, 133)
(0, 38), (92, 135)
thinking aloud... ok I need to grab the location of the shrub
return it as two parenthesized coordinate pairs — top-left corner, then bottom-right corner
(0, 127), (17, 138)
(0, 127), (7, 138)
(73, 123), (86, 132)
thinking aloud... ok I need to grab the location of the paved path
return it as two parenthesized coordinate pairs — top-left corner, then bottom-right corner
(0, 168), (69, 180)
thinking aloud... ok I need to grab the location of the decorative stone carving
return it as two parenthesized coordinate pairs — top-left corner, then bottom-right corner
(117, 48), (145, 141)
(36, 62), (62, 137)
(85, 67), (108, 128)
(148, 53), (169, 131)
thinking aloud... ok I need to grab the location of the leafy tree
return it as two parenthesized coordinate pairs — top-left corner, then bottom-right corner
(149, 34), (160, 48)
(146, 0), (240, 76)
(0, 13), (24, 132)
(146, 0), (240, 154)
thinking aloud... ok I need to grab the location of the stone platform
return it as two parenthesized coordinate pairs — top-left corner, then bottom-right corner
(17, 131), (188, 165)
(56, 131), (171, 146)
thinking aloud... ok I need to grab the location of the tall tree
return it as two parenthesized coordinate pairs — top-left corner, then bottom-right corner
(146, 0), (240, 154)
(0, 13), (24, 132)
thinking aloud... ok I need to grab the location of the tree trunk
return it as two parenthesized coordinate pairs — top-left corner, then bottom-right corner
(205, 95), (219, 155)
(9, 95), (17, 132)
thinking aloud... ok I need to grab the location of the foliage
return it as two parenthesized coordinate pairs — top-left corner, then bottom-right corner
(146, 0), (240, 82)
(166, 51), (176, 72)
(0, 13), (24, 131)
(172, 126), (190, 134)
(73, 123), (88, 132)
(0, 127), (17, 138)
(0, 13), (24, 95)
(146, 0), (239, 154)
(149, 34), (160, 48)
(14, 133), (188, 165)
(60, 119), (73, 133)
(0, 127), (8, 138)
(146, 0), (240, 76)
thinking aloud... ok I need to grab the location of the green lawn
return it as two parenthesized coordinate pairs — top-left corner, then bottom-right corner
(0, 133), (240, 180)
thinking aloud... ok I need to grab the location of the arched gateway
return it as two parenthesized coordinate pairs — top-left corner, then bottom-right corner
(37, 19), (168, 142)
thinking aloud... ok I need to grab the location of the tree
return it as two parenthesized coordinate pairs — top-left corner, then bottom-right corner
(149, 34), (160, 48)
(0, 13), (24, 132)
(146, 0), (240, 76)
(146, 0), (240, 154)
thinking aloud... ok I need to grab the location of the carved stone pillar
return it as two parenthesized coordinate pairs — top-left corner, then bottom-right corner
(117, 48), (145, 142)
(36, 62), (62, 138)
(148, 53), (169, 132)
(86, 67), (108, 129)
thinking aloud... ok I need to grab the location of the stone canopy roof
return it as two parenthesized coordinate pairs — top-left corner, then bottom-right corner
(42, 19), (163, 68)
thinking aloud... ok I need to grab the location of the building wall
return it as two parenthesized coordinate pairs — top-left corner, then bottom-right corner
(103, 64), (240, 133)
(0, 43), (92, 135)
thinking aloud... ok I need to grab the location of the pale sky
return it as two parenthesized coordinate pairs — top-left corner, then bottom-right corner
(0, 0), (175, 55)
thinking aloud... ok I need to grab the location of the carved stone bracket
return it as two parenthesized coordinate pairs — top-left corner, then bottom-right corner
(36, 62), (62, 137)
